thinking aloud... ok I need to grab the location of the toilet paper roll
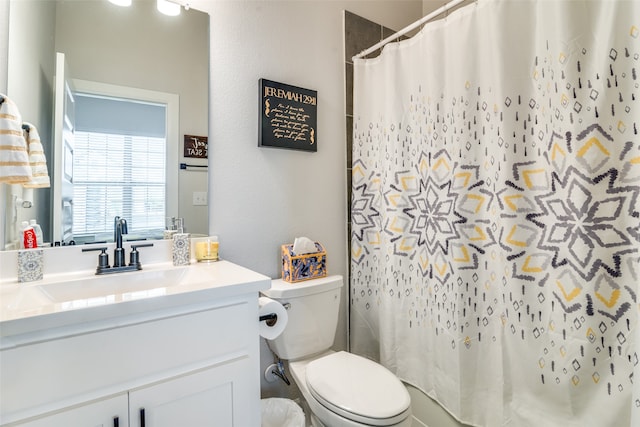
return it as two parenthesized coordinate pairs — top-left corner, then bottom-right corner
(259, 296), (288, 340)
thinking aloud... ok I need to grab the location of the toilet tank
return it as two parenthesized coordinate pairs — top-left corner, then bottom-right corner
(261, 275), (343, 361)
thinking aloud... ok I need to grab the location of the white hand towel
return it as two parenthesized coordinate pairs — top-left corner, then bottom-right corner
(0, 94), (31, 184)
(22, 122), (50, 188)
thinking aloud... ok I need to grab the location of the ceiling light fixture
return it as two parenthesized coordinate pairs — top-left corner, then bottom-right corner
(157, 0), (181, 16)
(108, 0), (132, 6)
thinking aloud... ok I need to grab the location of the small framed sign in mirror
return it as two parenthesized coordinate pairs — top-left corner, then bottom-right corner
(184, 134), (208, 159)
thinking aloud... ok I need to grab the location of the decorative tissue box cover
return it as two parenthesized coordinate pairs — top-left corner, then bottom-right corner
(281, 242), (327, 283)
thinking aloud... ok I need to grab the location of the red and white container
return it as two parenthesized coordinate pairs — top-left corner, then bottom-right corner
(21, 222), (38, 249)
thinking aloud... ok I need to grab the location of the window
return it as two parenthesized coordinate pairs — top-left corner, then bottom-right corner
(73, 131), (166, 241)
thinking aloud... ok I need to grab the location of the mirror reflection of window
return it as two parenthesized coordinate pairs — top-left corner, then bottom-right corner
(72, 93), (167, 244)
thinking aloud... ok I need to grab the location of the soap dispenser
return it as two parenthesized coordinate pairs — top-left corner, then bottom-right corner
(164, 216), (178, 240)
(172, 218), (190, 266)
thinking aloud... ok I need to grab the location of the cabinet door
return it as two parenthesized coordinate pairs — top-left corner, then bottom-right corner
(129, 356), (256, 427)
(11, 393), (128, 427)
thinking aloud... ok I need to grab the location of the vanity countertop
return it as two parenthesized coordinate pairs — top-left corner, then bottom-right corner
(0, 260), (271, 348)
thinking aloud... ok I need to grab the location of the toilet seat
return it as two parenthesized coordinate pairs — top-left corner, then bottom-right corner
(305, 351), (411, 426)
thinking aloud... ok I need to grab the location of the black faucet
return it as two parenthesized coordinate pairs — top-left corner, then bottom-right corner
(82, 216), (156, 275)
(83, 241), (155, 275)
(113, 216), (128, 268)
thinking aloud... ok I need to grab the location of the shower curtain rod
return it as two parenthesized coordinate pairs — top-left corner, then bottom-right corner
(352, 0), (469, 60)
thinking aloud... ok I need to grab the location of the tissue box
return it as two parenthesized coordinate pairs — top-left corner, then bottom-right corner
(282, 242), (327, 283)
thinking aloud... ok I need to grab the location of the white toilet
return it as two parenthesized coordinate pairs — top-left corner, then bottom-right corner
(262, 275), (412, 427)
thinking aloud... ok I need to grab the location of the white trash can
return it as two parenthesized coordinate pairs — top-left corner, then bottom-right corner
(261, 398), (305, 427)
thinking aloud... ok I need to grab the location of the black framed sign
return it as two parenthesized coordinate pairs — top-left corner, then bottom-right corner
(259, 79), (317, 152)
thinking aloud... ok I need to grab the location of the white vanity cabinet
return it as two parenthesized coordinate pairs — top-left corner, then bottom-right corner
(11, 357), (250, 427)
(8, 394), (128, 427)
(127, 356), (250, 427)
(0, 261), (270, 427)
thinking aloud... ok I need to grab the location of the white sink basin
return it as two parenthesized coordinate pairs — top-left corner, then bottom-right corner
(2, 285), (54, 313)
(36, 266), (189, 303)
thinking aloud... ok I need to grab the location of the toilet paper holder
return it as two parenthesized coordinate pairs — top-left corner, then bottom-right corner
(259, 302), (290, 326)
(259, 313), (278, 323)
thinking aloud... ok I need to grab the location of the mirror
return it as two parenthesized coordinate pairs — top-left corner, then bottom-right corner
(4, 0), (209, 249)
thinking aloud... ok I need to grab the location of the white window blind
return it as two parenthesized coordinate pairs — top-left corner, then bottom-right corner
(72, 131), (166, 239)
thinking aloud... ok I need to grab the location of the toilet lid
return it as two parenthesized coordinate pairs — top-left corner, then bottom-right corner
(305, 351), (411, 425)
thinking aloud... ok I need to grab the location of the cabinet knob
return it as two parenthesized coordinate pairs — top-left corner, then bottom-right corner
(113, 416), (119, 427)
(140, 408), (146, 427)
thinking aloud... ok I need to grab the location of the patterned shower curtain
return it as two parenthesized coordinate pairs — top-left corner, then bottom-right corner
(350, 1), (639, 426)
